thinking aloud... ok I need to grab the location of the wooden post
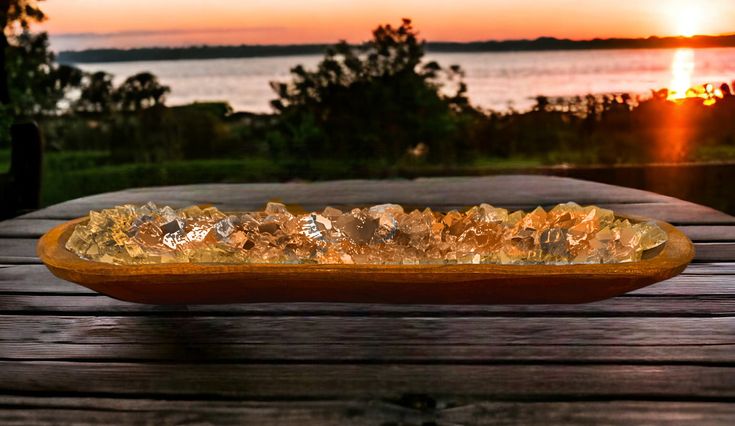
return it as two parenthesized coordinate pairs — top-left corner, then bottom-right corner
(2, 121), (43, 217)
(0, 0), (10, 105)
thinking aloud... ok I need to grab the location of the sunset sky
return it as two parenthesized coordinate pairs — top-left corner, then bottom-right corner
(40, 0), (735, 50)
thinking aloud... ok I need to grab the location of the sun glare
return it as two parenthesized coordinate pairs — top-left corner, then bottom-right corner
(672, 3), (701, 37)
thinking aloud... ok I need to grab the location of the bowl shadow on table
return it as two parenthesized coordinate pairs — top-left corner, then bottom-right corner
(99, 313), (451, 363)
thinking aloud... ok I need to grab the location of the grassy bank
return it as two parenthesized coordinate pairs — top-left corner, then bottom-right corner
(0, 150), (543, 206)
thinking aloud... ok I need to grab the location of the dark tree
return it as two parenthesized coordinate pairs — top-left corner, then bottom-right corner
(7, 31), (82, 116)
(0, 0), (45, 105)
(75, 71), (115, 114)
(269, 19), (474, 165)
(114, 72), (170, 112)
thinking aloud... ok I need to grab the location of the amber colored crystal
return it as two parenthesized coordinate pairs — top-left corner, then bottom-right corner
(65, 201), (668, 265)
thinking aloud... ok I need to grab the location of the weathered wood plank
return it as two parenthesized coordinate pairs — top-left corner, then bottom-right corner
(438, 401), (735, 425)
(1, 293), (735, 316)
(4, 342), (735, 364)
(2, 264), (735, 296)
(631, 274), (735, 295)
(1, 361), (734, 399)
(0, 398), (426, 426)
(0, 239), (37, 262)
(678, 226), (735, 242)
(692, 243), (735, 262)
(2, 316), (732, 345)
(599, 203), (735, 225)
(16, 177), (733, 223)
(684, 262), (735, 274)
(20, 201), (735, 225)
(0, 316), (733, 362)
(0, 257), (39, 264)
(1, 397), (734, 426)
(20, 176), (671, 214)
(0, 219), (64, 238)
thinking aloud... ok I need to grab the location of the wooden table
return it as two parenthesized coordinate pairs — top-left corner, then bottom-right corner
(1, 176), (735, 424)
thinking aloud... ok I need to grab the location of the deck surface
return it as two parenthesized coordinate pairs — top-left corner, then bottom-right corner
(1, 175), (734, 424)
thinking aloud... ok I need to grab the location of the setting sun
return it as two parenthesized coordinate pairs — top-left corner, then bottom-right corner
(671, 2), (702, 37)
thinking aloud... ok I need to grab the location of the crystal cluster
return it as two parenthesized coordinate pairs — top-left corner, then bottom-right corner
(65, 202), (668, 265)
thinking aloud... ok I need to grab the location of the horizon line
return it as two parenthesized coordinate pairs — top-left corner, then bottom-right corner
(52, 32), (735, 53)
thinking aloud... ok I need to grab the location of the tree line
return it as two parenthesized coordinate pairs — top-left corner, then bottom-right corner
(58, 34), (735, 64)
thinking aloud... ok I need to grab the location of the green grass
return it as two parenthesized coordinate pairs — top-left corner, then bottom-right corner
(6, 147), (731, 207)
(0, 149), (9, 173)
(3, 147), (735, 208)
(0, 150), (564, 207)
(35, 153), (553, 206)
(2, 149), (677, 207)
(693, 145), (735, 162)
(41, 157), (284, 206)
(470, 157), (543, 169)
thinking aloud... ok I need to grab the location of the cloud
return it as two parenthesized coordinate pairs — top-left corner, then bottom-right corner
(48, 27), (291, 51)
(52, 27), (286, 39)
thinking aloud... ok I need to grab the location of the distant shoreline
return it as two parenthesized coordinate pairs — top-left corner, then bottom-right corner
(58, 34), (735, 64)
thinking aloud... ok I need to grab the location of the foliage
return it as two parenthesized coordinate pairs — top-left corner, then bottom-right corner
(74, 71), (115, 114)
(1, 0), (48, 106)
(269, 19), (474, 165)
(74, 71), (172, 115)
(114, 72), (170, 112)
(1, 0), (45, 30)
(6, 31), (82, 116)
(0, 103), (11, 146)
(43, 102), (237, 162)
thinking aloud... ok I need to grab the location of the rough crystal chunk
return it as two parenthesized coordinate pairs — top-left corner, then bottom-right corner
(65, 202), (669, 265)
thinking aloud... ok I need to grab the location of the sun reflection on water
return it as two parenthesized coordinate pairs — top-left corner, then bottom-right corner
(667, 48), (694, 100)
(666, 48), (725, 106)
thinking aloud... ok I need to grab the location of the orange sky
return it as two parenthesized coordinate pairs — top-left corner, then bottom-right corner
(39, 0), (735, 50)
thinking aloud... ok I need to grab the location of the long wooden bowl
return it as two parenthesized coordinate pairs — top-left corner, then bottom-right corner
(37, 214), (694, 305)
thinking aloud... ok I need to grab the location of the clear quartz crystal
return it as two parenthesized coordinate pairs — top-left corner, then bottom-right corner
(65, 202), (669, 265)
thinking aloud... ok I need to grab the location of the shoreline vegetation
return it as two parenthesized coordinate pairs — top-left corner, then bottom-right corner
(57, 33), (735, 64)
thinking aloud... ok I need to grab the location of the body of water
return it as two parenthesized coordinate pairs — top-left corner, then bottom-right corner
(75, 47), (735, 113)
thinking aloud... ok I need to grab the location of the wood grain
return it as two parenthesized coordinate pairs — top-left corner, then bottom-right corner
(677, 225), (735, 241)
(0, 397), (735, 426)
(4, 342), (735, 364)
(1, 316), (734, 363)
(2, 294), (735, 316)
(17, 177), (735, 224)
(2, 316), (733, 345)
(1, 361), (735, 399)
(0, 397), (426, 426)
(0, 219), (64, 238)
(3, 397), (732, 426)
